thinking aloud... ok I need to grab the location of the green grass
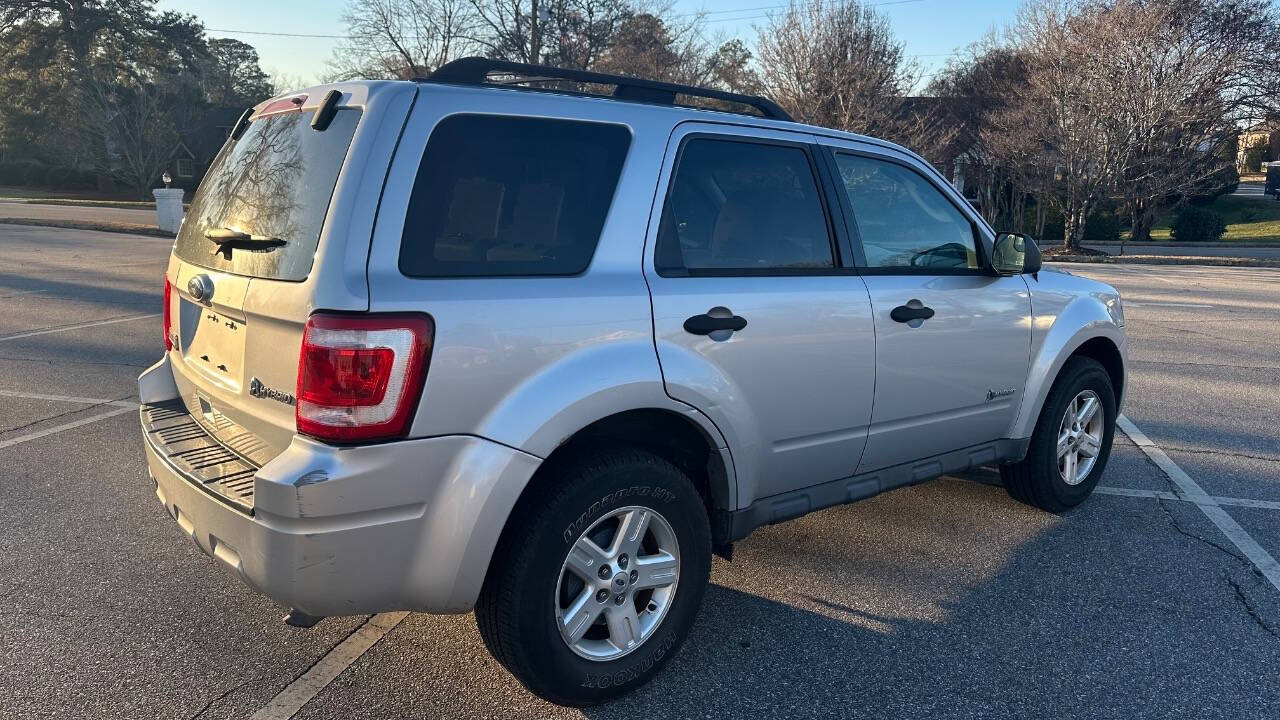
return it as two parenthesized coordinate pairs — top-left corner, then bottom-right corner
(0, 185), (145, 202)
(1144, 194), (1280, 242)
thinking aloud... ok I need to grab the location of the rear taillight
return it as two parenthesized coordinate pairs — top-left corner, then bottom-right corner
(296, 313), (433, 443)
(162, 277), (173, 351)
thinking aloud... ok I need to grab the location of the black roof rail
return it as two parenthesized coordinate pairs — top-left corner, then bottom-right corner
(419, 57), (794, 122)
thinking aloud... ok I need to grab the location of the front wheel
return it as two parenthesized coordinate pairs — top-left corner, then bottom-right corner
(1001, 356), (1116, 512)
(474, 446), (711, 706)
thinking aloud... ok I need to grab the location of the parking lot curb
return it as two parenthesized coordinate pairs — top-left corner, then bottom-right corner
(1049, 254), (1280, 268)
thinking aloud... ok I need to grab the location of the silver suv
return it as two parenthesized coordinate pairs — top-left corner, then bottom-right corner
(138, 58), (1127, 706)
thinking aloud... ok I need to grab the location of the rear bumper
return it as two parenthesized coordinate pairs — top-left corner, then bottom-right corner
(139, 356), (541, 616)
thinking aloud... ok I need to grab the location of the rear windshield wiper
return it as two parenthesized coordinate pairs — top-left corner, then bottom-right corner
(204, 227), (286, 254)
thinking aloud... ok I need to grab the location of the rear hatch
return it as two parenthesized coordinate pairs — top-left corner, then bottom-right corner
(164, 85), (409, 471)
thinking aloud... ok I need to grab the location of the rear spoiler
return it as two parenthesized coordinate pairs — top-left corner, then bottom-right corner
(230, 89), (344, 140)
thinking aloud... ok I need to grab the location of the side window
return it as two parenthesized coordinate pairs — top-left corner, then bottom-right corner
(833, 153), (980, 270)
(399, 115), (631, 277)
(656, 138), (834, 274)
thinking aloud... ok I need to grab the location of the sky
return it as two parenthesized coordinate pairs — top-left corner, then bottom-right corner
(155, 0), (1025, 89)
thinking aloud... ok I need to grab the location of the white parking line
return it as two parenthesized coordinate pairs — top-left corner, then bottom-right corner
(250, 612), (409, 720)
(1117, 415), (1280, 593)
(0, 313), (158, 343)
(1095, 485), (1280, 511)
(0, 406), (136, 450)
(0, 389), (138, 408)
(1125, 302), (1215, 309)
(0, 385), (405, 717)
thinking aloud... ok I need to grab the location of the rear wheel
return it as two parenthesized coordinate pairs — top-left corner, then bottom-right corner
(475, 446), (711, 706)
(1001, 356), (1116, 512)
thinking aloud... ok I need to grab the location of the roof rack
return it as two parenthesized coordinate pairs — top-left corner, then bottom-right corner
(419, 57), (793, 122)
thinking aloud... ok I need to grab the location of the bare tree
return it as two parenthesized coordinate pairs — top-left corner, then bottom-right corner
(466, 0), (632, 69)
(1112, 0), (1279, 241)
(971, 0), (1150, 249)
(940, 0), (1280, 248)
(328, 0), (637, 78)
(592, 11), (757, 92)
(465, 0), (545, 63)
(703, 38), (761, 95)
(267, 69), (309, 95)
(929, 42), (1040, 231)
(328, 0), (477, 80)
(1208, 0), (1280, 125)
(592, 12), (680, 80)
(1044, 2), (1128, 246)
(755, 0), (918, 137)
(326, 0), (749, 100)
(542, 0), (634, 70)
(73, 72), (185, 195)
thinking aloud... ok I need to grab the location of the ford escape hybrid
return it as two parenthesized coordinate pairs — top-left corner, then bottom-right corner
(138, 58), (1127, 706)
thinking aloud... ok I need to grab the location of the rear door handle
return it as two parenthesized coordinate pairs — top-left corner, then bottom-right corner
(684, 312), (748, 335)
(890, 302), (935, 323)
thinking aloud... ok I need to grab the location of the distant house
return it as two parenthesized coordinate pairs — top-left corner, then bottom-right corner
(164, 106), (244, 189)
(1237, 118), (1280, 171)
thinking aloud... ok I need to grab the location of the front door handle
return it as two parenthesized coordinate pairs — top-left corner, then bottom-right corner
(684, 312), (748, 335)
(890, 302), (935, 324)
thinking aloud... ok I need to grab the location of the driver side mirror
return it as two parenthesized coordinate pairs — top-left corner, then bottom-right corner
(992, 232), (1042, 276)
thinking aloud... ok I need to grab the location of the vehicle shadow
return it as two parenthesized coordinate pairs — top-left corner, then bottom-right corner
(0, 267), (161, 310)
(578, 474), (1280, 720)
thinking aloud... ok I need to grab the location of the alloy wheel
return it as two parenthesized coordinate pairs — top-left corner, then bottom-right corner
(1057, 389), (1104, 485)
(554, 506), (681, 661)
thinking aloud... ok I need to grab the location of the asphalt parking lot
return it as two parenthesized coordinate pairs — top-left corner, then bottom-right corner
(1, 224), (1277, 720)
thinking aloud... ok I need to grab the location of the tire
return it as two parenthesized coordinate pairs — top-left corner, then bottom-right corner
(474, 445), (712, 706)
(1000, 356), (1116, 512)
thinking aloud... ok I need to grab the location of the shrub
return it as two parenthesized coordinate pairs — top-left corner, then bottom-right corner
(78, 168), (99, 189)
(1171, 206), (1227, 242)
(43, 164), (71, 188)
(0, 160), (46, 186)
(1023, 204), (1065, 242)
(21, 161), (47, 186)
(1189, 165), (1239, 205)
(1082, 210), (1123, 242)
(40, 165), (96, 190)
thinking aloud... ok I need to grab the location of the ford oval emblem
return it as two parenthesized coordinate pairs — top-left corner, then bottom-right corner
(187, 274), (212, 303)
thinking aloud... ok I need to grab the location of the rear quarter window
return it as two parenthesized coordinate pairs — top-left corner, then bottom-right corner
(173, 108), (361, 281)
(398, 114), (632, 277)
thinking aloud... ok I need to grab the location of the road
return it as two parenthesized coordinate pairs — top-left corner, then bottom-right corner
(1234, 181), (1266, 197)
(1, 224), (1277, 719)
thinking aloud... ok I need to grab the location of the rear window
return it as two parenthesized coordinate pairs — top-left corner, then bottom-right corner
(398, 114), (631, 277)
(173, 108), (361, 281)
